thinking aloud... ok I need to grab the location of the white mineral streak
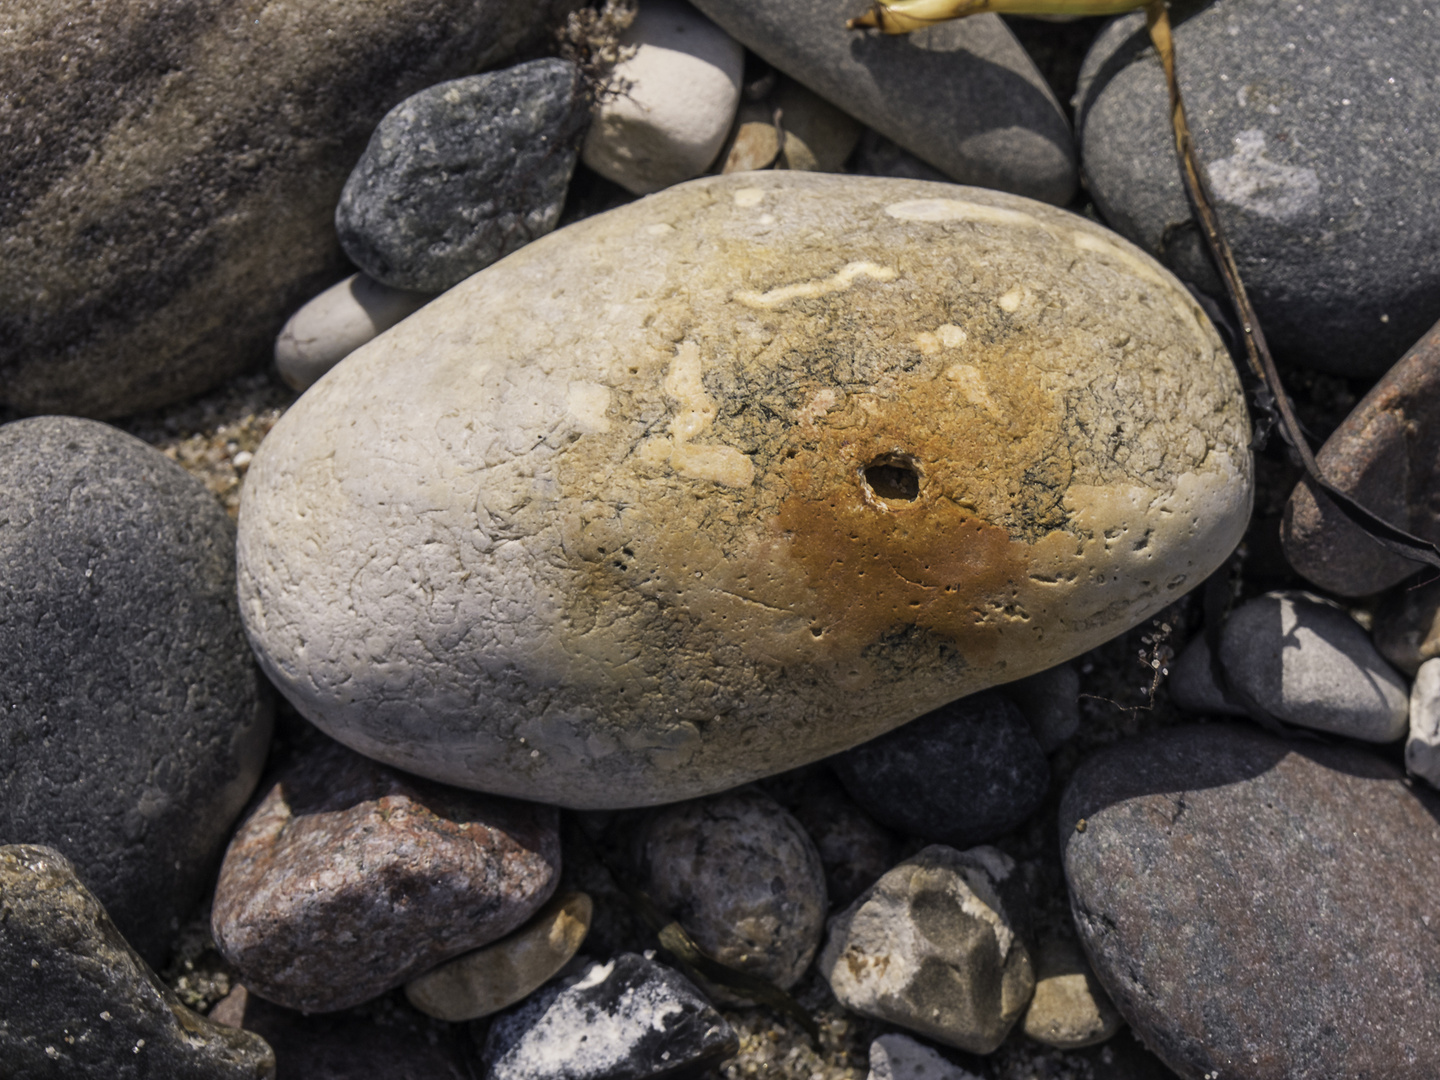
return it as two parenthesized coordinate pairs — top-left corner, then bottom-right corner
(732, 261), (898, 309)
(1208, 129), (1321, 222)
(238, 173), (1252, 807)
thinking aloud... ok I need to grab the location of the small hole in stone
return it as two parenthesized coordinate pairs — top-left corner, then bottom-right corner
(863, 455), (921, 503)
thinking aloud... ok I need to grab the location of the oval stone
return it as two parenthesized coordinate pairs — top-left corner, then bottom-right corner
(238, 172), (1252, 808)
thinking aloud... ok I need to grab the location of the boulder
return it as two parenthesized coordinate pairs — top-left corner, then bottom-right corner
(237, 171), (1252, 808)
(0, 0), (568, 417)
(688, 0), (1076, 203)
(0, 417), (271, 965)
(1078, 0), (1440, 378)
(1063, 724), (1440, 1079)
(0, 846), (274, 1080)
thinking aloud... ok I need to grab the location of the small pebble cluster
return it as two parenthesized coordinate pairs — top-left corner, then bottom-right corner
(4, 1), (1440, 1079)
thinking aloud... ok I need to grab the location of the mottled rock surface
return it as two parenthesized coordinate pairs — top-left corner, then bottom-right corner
(689, 0), (1075, 203)
(480, 953), (739, 1080)
(1063, 724), (1440, 1079)
(720, 76), (861, 174)
(831, 691), (1050, 846)
(819, 845), (1034, 1055)
(405, 891), (591, 1022)
(640, 789), (826, 995)
(0, 0), (569, 417)
(1375, 574), (1440, 675)
(1078, 0), (1440, 378)
(1407, 659), (1440, 790)
(1282, 316), (1440, 595)
(274, 274), (433, 393)
(212, 737), (560, 1013)
(0, 417), (271, 965)
(337, 60), (589, 293)
(583, 0), (744, 194)
(238, 172), (1252, 807)
(0, 845), (275, 1079)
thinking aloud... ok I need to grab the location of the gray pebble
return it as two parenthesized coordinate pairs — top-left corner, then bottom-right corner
(1407, 658), (1440, 789)
(337, 59), (588, 292)
(1002, 662), (1081, 752)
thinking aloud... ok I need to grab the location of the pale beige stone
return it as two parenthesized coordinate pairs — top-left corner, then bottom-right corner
(238, 172), (1251, 808)
(1021, 937), (1123, 1049)
(275, 274), (433, 392)
(405, 892), (592, 1022)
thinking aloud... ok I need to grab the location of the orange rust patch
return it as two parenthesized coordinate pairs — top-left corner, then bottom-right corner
(769, 365), (1062, 667)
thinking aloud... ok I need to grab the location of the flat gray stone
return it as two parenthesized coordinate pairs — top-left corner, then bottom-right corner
(1063, 724), (1440, 1079)
(1078, 0), (1440, 378)
(0, 845), (274, 1079)
(0, 417), (272, 965)
(337, 60), (589, 293)
(0, 0), (568, 417)
(687, 0), (1076, 204)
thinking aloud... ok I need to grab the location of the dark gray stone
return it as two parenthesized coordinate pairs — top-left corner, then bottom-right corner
(1062, 724), (1440, 1080)
(480, 953), (738, 1080)
(337, 59), (589, 293)
(639, 789), (826, 996)
(0, 417), (272, 965)
(212, 736), (561, 1014)
(1078, 0), (1440, 378)
(1282, 316), (1440, 595)
(686, 0), (1076, 204)
(830, 690), (1049, 846)
(0, 845), (275, 1079)
(1002, 662), (1080, 752)
(0, 0), (570, 418)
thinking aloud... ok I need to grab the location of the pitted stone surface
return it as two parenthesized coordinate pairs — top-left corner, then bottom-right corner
(0, 417), (271, 966)
(0, 846), (275, 1080)
(212, 736), (560, 1013)
(0, 0), (568, 417)
(238, 171), (1252, 808)
(640, 789), (827, 995)
(1063, 724), (1440, 1080)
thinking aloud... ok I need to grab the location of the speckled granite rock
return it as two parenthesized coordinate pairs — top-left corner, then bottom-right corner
(211, 985), (473, 1080)
(480, 953), (739, 1080)
(0, 0), (569, 417)
(1063, 724), (1440, 1080)
(336, 60), (589, 293)
(688, 0), (1075, 203)
(640, 789), (826, 995)
(405, 891), (592, 1021)
(237, 172), (1252, 807)
(1078, 0), (1440, 378)
(212, 737), (560, 1013)
(1282, 316), (1440, 595)
(820, 845), (1035, 1055)
(0, 846), (275, 1079)
(0, 417), (272, 965)
(830, 691), (1050, 846)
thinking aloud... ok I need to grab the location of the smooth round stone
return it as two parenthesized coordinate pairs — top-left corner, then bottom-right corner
(582, 0), (744, 194)
(1406, 658), (1440, 790)
(212, 736), (560, 1013)
(1218, 592), (1408, 741)
(720, 76), (861, 174)
(639, 789), (826, 994)
(275, 273), (434, 392)
(237, 171), (1253, 808)
(337, 60), (589, 293)
(1063, 724), (1440, 1079)
(1078, 0), (1440, 379)
(1020, 937), (1122, 1050)
(405, 891), (592, 1022)
(0, 845), (275, 1080)
(830, 690), (1050, 847)
(1281, 316), (1440, 596)
(0, 417), (272, 965)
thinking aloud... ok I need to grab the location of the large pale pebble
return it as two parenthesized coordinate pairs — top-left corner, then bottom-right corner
(582, 0), (744, 194)
(238, 172), (1251, 808)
